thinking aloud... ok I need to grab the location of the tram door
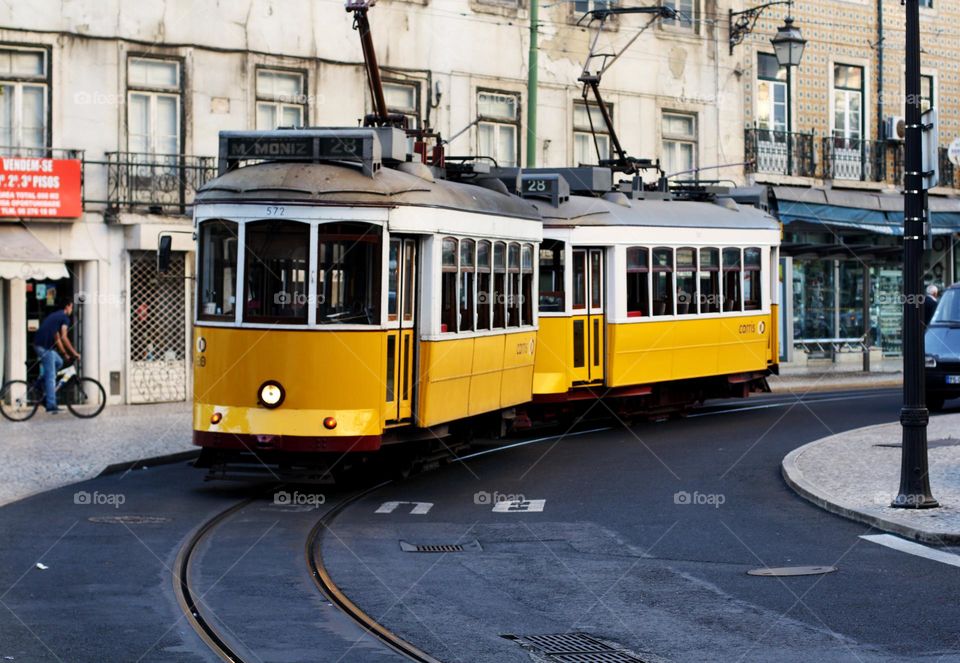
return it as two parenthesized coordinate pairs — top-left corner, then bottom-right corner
(571, 247), (605, 385)
(385, 237), (417, 423)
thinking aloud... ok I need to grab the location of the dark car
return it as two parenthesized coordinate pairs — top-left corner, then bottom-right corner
(925, 284), (960, 411)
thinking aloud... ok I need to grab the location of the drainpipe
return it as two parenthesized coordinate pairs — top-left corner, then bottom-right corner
(526, 0), (539, 167)
(877, 0), (884, 140)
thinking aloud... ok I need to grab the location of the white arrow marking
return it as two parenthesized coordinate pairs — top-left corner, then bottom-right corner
(375, 501), (434, 515)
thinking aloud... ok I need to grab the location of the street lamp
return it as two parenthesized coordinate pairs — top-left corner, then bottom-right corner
(728, 1), (805, 59)
(771, 16), (806, 68)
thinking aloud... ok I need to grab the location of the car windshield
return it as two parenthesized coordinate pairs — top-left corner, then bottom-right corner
(932, 289), (960, 324)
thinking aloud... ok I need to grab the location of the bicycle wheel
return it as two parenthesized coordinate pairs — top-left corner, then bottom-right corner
(0, 380), (40, 422)
(65, 377), (107, 418)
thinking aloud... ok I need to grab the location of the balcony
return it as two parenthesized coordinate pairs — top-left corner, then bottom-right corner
(745, 127), (816, 178)
(821, 137), (888, 182)
(101, 152), (217, 215)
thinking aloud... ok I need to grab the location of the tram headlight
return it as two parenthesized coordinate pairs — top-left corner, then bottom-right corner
(258, 381), (285, 409)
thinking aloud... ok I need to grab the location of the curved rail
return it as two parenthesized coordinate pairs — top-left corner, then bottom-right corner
(306, 481), (442, 663)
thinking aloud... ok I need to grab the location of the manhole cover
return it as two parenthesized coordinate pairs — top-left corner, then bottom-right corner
(399, 540), (482, 553)
(747, 565), (837, 577)
(504, 633), (648, 662)
(88, 516), (171, 525)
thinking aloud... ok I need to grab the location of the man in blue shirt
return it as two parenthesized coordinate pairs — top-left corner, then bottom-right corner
(33, 301), (81, 413)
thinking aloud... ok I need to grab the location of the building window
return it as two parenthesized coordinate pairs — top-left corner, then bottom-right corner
(920, 0), (933, 8)
(0, 47), (47, 155)
(662, 112), (697, 179)
(477, 91), (519, 167)
(757, 53), (788, 133)
(128, 57), (180, 156)
(383, 81), (419, 130)
(574, 1), (614, 15)
(722, 247), (742, 312)
(662, 0), (697, 30)
(920, 74), (934, 113)
(652, 247), (674, 316)
(539, 240), (565, 313)
(626, 247), (649, 317)
(832, 64), (863, 142)
(573, 101), (611, 166)
(256, 69), (306, 130)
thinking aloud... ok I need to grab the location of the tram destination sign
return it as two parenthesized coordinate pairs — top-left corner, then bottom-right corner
(0, 157), (82, 219)
(218, 129), (385, 177)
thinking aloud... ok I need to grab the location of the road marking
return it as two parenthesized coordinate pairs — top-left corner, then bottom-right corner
(456, 427), (613, 461)
(375, 501), (433, 515)
(687, 393), (883, 418)
(860, 534), (960, 568)
(492, 499), (546, 513)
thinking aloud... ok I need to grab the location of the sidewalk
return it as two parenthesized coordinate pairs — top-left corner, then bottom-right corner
(769, 356), (902, 394)
(0, 401), (194, 507)
(782, 411), (960, 544)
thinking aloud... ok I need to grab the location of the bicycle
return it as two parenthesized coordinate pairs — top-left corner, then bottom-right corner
(0, 360), (107, 422)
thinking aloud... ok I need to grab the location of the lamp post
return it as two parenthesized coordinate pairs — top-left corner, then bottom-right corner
(892, 0), (938, 509)
(771, 15), (806, 175)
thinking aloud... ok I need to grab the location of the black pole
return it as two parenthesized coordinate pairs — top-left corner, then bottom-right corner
(892, 0), (937, 509)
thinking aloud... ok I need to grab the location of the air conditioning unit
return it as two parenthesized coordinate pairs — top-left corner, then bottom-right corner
(884, 116), (906, 141)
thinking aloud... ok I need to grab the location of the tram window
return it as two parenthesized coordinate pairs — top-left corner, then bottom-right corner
(676, 247), (698, 315)
(744, 247), (762, 311)
(538, 240), (564, 313)
(626, 247), (649, 317)
(572, 250), (587, 310)
(521, 243), (534, 325)
(477, 240), (492, 330)
(508, 242), (521, 327)
(316, 222), (382, 325)
(590, 250), (602, 309)
(243, 219), (309, 324)
(198, 219), (238, 321)
(493, 242), (506, 328)
(388, 239), (400, 321)
(460, 239), (475, 332)
(699, 248), (720, 313)
(722, 247), (743, 312)
(402, 240), (416, 322)
(652, 247), (674, 316)
(441, 237), (458, 333)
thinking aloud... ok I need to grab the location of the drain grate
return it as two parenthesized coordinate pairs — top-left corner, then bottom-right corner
(88, 515), (171, 525)
(399, 539), (482, 553)
(504, 633), (647, 662)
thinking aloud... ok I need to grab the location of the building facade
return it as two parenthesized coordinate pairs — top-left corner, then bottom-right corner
(0, 0), (755, 403)
(736, 0), (960, 358)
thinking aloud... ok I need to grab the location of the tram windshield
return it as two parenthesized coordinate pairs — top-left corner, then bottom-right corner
(195, 219), (382, 326)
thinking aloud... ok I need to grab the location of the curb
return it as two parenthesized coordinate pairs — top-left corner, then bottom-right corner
(98, 449), (201, 477)
(781, 435), (960, 545)
(770, 378), (902, 395)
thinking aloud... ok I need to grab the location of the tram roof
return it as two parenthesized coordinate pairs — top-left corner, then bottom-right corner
(531, 194), (781, 231)
(195, 161), (540, 220)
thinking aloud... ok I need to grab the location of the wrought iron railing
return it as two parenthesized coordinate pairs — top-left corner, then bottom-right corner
(99, 152), (217, 215)
(821, 137), (887, 182)
(744, 127), (816, 177)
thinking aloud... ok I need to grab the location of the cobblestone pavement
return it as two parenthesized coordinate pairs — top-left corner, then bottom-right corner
(0, 401), (193, 507)
(782, 410), (960, 543)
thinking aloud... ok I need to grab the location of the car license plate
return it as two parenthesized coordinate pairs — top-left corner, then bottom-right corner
(947, 376), (960, 385)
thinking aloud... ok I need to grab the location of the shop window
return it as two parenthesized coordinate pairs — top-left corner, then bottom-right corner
(521, 243), (534, 325)
(626, 247), (649, 317)
(493, 241), (507, 328)
(460, 239), (475, 331)
(256, 68), (306, 129)
(198, 219), (238, 321)
(539, 240), (565, 313)
(722, 247), (742, 312)
(700, 247), (720, 313)
(508, 242), (521, 327)
(243, 219), (309, 324)
(477, 240), (492, 330)
(441, 237), (458, 333)
(676, 247), (698, 315)
(744, 247), (762, 311)
(316, 223), (381, 324)
(652, 247), (674, 316)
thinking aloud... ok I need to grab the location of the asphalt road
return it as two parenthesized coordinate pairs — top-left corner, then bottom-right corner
(322, 389), (960, 662)
(1, 389), (958, 662)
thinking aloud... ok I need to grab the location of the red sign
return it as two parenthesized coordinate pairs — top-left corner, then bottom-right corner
(0, 157), (82, 218)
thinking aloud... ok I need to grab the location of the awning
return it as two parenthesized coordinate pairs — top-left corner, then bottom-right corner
(0, 224), (69, 280)
(774, 186), (960, 236)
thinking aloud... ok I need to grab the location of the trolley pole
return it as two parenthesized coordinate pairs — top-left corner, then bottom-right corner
(526, 0), (539, 168)
(892, 0), (938, 509)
